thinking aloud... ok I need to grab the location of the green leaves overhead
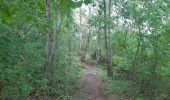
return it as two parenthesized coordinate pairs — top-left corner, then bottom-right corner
(83, 0), (92, 5)
(59, 0), (70, 14)
(59, 0), (92, 14)
(71, 1), (83, 9)
(59, 0), (93, 15)
(59, 0), (81, 14)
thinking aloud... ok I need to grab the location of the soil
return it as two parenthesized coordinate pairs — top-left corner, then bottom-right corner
(81, 63), (105, 100)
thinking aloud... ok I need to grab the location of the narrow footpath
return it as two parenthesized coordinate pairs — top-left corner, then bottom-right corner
(82, 62), (105, 100)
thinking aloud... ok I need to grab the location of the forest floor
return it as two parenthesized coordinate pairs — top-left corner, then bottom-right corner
(82, 62), (105, 100)
(73, 62), (105, 100)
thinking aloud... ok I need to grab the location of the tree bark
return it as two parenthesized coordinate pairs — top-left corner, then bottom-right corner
(79, 8), (82, 50)
(108, 0), (113, 77)
(103, 0), (113, 77)
(67, 16), (72, 65)
(44, 0), (58, 78)
(44, 0), (51, 79)
(95, 26), (101, 65)
(51, 0), (58, 67)
(85, 7), (91, 56)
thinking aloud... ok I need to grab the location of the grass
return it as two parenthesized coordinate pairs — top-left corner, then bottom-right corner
(96, 65), (131, 100)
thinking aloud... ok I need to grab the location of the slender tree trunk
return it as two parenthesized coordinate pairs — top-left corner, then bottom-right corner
(85, 7), (91, 54)
(85, 28), (91, 53)
(67, 17), (72, 65)
(103, 0), (112, 77)
(108, 0), (113, 77)
(103, 0), (108, 76)
(131, 25), (142, 100)
(44, 0), (58, 78)
(44, 0), (51, 79)
(51, 0), (58, 71)
(150, 34), (159, 100)
(79, 8), (82, 50)
(103, 0), (108, 53)
(95, 26), (101, 65)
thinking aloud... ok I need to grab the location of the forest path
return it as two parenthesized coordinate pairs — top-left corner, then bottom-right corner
(81, 62), (105, 100)
(73, 61), (105, 100)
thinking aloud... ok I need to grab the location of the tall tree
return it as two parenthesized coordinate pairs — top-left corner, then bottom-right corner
(108, 0), (113, 77)
(44, 0), (52, 79)
(44, 0), (58, 78)
(103, 0), (113, 77)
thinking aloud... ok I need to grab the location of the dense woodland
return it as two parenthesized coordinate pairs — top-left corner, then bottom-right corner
(0, 0), (170, 100)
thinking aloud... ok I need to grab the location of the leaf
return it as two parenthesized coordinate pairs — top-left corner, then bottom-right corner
(71, 1), (83, 9)
(83, 0), (92, 5)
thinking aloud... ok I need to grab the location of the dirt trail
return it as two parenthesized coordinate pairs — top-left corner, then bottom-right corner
(81, 63), (105, 100)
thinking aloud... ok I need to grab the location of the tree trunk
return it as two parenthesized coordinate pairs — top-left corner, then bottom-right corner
(67, 17), (72, 65)
(95, 26), (101, 65)
(51, 0), (58, 72)
(79, 8), (82, 50)
(108, 0), (113, 77)
(85, 7), (91, 54)
(103, 0), (112, 77)
(85, 27), (91, 54)
(44, 0), (58, 78)
(44, 0), (51, 79)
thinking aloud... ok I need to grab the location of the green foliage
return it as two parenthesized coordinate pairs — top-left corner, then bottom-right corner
(103, 79), (131, 95)
(0, 0), (83, 100)
(83, 0), (92, 5)
(88, 0), (170, 99)
(71, 1), (83, 9)
(1, 0), (170, 99)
